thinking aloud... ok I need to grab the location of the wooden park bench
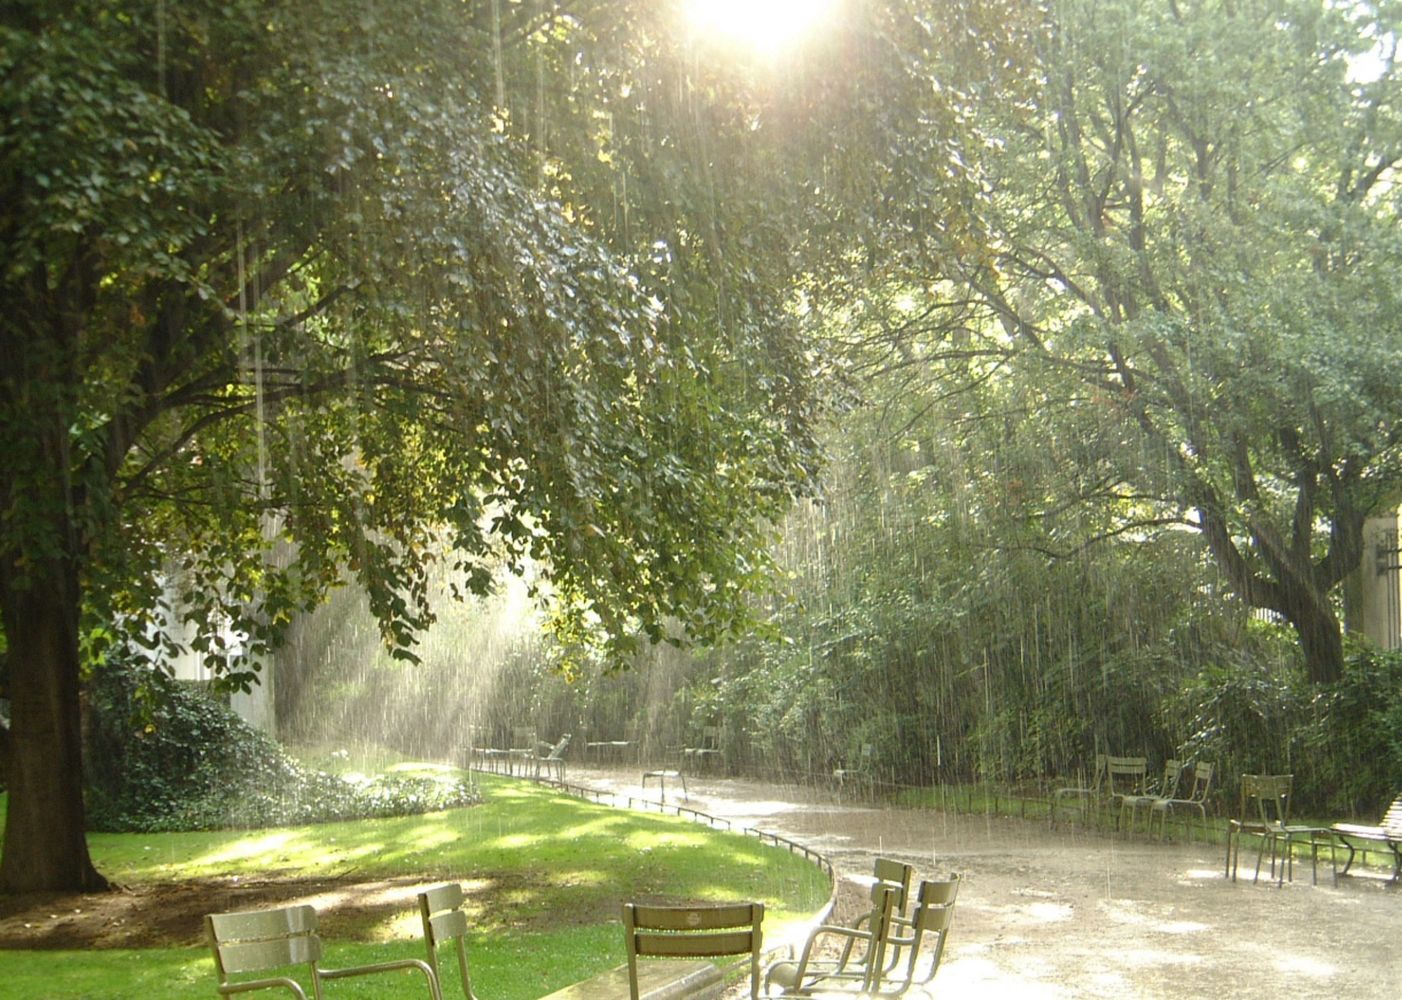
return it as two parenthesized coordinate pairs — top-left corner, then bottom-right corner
(1331, 793), (1402, 882)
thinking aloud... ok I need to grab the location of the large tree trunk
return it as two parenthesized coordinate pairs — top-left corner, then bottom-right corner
(1281, 580), (1346, 687)
(0, 554), (108, 893)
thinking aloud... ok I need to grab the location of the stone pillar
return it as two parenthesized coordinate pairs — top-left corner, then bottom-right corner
(230, 657), (275, 734)
(1348, 511), (1402, 651)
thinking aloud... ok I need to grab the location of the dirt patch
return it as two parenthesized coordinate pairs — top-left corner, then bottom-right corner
(0, 867), (616, 952)
(0, 876), (429, 950)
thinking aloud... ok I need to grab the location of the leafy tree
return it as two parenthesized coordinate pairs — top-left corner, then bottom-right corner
(864, 0), (1402, 684)
(0, 0), (830, 892)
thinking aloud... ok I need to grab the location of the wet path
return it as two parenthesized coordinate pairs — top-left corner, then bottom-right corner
(566, 765), (1402, 999)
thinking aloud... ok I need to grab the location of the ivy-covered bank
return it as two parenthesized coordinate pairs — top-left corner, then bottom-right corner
(84, 666), (477, 833)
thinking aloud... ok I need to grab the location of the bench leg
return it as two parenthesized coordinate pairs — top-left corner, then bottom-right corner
(1338, 841), (1357, 876)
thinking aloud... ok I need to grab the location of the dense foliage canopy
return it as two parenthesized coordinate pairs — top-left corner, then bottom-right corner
(0, 0), (874, 890)
(850, 0), (1402, 684)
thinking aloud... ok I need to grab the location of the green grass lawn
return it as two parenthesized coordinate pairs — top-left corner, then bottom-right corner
(0, 773), (831, 1000)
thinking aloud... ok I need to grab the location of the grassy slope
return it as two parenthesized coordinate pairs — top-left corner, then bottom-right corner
(0, 775), (830, 999)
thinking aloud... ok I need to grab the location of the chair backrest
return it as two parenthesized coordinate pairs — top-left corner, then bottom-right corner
(872, 857), (915, 917)
(856, 883), (901, 993)
(1239, 774), (1293, 826)
(623, 901), (764, 1000)
(205, 904), (321, 999)
(834, 744), (877, 781)
(1106, 756), (1148, 796)
(904, 876), (960, 989)
(1155, 760), (1184, 798)
(1184, 762), (1214, 803)
(419, 883), (475, 1000)
(511, 725), (537, 749)
(1089, 753), (1108, 791)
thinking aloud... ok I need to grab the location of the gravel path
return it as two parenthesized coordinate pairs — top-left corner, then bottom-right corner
(568, 764), (1402, 999)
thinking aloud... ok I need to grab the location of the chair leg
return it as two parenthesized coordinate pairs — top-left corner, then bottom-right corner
(1254, 832), (1271, 883)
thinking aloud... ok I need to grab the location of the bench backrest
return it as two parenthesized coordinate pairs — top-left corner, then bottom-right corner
(1383, 794), (1402, 836)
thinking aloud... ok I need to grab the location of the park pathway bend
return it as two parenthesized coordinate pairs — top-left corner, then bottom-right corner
(567, 764), (1402, 1000)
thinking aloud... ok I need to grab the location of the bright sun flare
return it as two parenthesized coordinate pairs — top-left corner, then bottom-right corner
(684, 0), (839, 56)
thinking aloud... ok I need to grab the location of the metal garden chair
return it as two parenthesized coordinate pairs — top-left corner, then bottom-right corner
(763, 882), (900, 996)
(623, 900), (764, 1000)
(205, 903), (437, 999)
(418, 883), (476, 1000)
(1148, 761), (1214, 840)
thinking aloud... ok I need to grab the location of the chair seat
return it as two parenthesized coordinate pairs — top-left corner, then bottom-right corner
(539, 959), (722, 1000)
(642, 770), (688, 800)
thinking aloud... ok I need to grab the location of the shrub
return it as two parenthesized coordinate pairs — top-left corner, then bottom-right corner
(1296, 646), (1402, 816)
(84, 664), (478, 832)
(1168, 643), (1402, 818)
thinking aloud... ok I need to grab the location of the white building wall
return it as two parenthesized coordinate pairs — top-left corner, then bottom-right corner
(160, 577), (276, 734)
(1359, 511), (1402, 650)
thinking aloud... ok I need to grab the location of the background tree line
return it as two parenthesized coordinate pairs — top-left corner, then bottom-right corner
(283, 0), (1402, 817)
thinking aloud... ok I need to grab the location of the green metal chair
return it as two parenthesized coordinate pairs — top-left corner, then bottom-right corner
(879, 875), (960, 995)
(1226, 773), (1330, 884)
(1119, 759), (1183, 834)
(418, 883), (476, 1000)
(623, 900), (764, 1000)
(1105, 756), (1149, 828)
(532, 733), (572, 782)
(1051, 753), (1107, 827)
(834, 858), (915, 976)
(763, 882), (900, 996)
(1148, 761), (1214, 840)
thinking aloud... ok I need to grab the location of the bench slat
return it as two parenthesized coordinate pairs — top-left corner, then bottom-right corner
(1331, 822), (1389, 838)
(1382, 796), (1402, 835)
